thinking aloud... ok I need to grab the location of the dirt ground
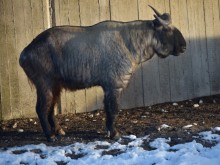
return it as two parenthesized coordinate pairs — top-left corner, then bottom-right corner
(1, 95), (220, 148)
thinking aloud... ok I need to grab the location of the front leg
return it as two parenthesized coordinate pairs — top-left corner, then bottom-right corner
(104, 88), (122, 140)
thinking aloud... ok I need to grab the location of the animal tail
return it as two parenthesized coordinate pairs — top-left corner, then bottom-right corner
(19, 48), (28, 68)
(19, 47), (35, 87)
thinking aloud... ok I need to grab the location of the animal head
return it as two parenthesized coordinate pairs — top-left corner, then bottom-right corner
(149, 5), (186, 58)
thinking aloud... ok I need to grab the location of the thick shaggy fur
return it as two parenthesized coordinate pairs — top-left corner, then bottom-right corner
(19, 18), (186, 141)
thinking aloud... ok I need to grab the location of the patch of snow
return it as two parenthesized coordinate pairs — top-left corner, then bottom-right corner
(212, 127), (220, 133)
(1, 130), (220, 165)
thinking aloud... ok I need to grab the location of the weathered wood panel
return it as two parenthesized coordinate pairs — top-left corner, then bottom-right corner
(79, 0), (100, 112)
(110, 0), (144, 109)
(204, 0), (220, 95)
(54, 0), (80, 114)
(1, 0), (220, 120)
(140, 0), (162, 106)
(0, 0), (48, 120)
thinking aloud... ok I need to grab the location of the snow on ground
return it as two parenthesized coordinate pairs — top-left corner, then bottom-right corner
(1, 128), (220, 165)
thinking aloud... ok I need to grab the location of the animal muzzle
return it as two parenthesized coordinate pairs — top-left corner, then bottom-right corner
(173, 45), (186, 56)
(180, 45), (186, 53)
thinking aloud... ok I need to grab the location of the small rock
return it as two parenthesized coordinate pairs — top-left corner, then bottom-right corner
(158, 124), (170, 131)
(193, 123), (197, 126)
(199, 100), (203, 104)
(193, 104), (199, 108)
(29, 119), (33, 122)
(183, 125), (193, 129)
(173, 103), (178, 106)
(12, 122), (18, 129)
(145, 112), (150, 115)
(93, 120), (97, 122)
(34, 121), (37, 125)
(132, 120), (138, 124)
(88, 114), (94, 118)
(65, 119), (70, 122)
(161, 109), (168, 113)
(95, 112), (100, 116)
(141, 115), (147, 118)
(17, 129), (24, 133)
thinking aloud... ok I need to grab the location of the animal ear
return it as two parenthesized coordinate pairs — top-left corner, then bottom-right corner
(153, 13), (172, 26)
(149, 5), (172, 27)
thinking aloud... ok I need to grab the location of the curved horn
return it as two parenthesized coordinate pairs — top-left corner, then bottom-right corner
(154, 13), (172, 26)
(148, 5), (161, 17)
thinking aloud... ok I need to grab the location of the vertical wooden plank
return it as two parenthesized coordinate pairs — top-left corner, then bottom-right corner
(212, 0), (220, 94)
(14, 0), (27, 118)
(98, 0), (110, 21)
(80, 0), (99, 25)
(20, 0), (37, 118)
(169, 1), (189, 101)
(68, 0), (81, 26)
(156, 0), (172, 104)
(31, 0), (45, 36)
(54, 0), (77, 114)
(0, 0), (4, 119)
(177, 0), (194, 99)
(204, 0), (220, 94)
(139, 0), (161, 106)
(0, 0), (11, 120)
(110, 0), (142, 109)
(110, 0), (138, 21)
(12, 0), (26, 119)
(79, 0), (99, 112)
(4, 0), (17, 119)
(56, 0), (70, 25)
(43, 0), (50, 28)
(96, 0), (110, 110)
(187, 0), (210, 97)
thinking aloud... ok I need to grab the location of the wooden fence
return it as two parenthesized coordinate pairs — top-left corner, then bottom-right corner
(0, 0), (220, 120)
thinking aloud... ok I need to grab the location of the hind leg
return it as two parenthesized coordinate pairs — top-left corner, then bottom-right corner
(48, 95), (66, 138)
(36, 88), (55, 141)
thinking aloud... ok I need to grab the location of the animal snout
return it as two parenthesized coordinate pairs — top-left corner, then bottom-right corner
(180, 45), (186, 53)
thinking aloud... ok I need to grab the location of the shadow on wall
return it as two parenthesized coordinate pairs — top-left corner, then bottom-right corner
(60, 37), (220, 114)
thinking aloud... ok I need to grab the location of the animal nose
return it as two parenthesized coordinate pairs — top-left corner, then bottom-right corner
(181, 46), (186, 53)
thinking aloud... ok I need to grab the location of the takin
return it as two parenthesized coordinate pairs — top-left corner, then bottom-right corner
(19, 6), (186, 142)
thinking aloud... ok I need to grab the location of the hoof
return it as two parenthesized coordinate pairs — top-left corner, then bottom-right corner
(57, 128), (66, 136)
(107, 130), (121, 140)
(47, 135), (58, 142)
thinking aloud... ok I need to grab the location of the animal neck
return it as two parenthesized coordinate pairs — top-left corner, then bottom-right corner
(124, 21), (156, 64)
